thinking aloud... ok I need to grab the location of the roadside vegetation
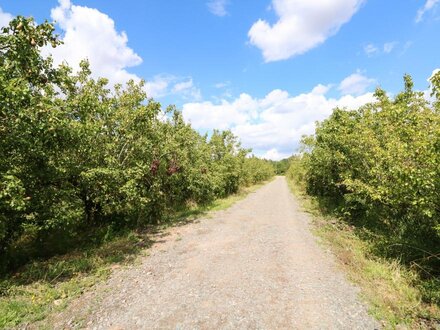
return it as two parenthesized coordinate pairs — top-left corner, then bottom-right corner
(286, 73), (440, 328)
(0, 181), (269, 329)
(0, 16), (275, 328)
(2, 12), (439, 330)
(270, 157), (292, 175)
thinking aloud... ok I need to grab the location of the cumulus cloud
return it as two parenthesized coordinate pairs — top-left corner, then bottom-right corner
(430, 68), (440, 80)
(338, 72), (376, 95)
(261, 149), (292, 161)
(416, 0), (439, 23)
(44, 0), (199, 100)
(248, 0), (365, 62)
(183, 73), (376, 160)
(48, 0), (142, 87)
(173, 79), (194, 93)
(171, 78), (201, 100)
(0, 6), (13, 28)
(207, 0), (230, 17)
(143, 75), (201, 100)
(183, 93), (259, 130)
(172, 78), (202, 100)
(143, 75), (173, 98)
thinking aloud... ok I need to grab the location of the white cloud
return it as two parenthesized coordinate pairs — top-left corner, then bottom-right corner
(416, 0), (439, 23)
(311, 84), (331, 95)
(248, 0), (365, 62)
(338, 72), (376, 95)
(261, 148), (291, 161)
(48, 0), (142, 87)
(401, 41), (413, 55)
(183, 93), (258, 130)
(214, 81), (230, 89)
(173, 79), (194, 93)
(144, 75), (174, 98)
(0, 6), (13, 28)
(207, 0), (230, 17)
(364, 42), (398, 56)
(170, 78), (202, 100)
(174, 79), (202, 100)
(425, 68), (440, 102)
(144, 75), (202, 100)
(383, 41), (398, 53)
(183, 74), (375, 159)
(430, 68), (440, 80)
(364, 43), (379, 56)
(44, 0), (200, 101)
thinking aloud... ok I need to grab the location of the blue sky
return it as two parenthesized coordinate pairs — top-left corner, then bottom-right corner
(1, 0), (439, 159)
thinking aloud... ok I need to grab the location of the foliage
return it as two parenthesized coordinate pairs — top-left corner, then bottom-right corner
(0, 178), (271, 329)
(242, 156), (275, 185)
(289, 73), (440, 310)
(286, 155), (308, 188)
(286, 176), (439, 328)
(0, 16), (275, 273)
(271, 157), (292, 175)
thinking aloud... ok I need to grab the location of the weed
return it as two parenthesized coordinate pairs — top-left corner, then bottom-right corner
(286, 177), (440, 329)
(0, 180), (270, 329)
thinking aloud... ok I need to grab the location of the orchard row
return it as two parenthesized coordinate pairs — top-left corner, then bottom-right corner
(0, 17), (275, 272)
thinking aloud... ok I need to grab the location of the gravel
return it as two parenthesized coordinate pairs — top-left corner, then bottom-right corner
(46, 176), (380, 329)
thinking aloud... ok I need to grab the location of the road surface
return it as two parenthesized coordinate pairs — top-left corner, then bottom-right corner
(49, 176), (378, 329)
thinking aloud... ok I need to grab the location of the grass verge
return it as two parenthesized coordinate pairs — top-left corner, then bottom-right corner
(0, 179), (271, 329)
(286, 178), (440, 329)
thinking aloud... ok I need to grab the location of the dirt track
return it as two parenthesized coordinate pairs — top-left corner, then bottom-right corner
(49, 176), (379, 329)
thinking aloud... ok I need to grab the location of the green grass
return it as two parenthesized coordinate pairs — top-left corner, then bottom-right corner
(206, 181), (269, 212)
(0, 179), (271, 329)
(0, 231), (145, 328)
(164, 179), (272, 226)
(286, 177), (440, 329)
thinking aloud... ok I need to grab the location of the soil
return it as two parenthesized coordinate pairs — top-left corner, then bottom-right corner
(44, 176), (379, 329)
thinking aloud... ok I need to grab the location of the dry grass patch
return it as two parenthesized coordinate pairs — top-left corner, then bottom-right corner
(0, 179), (272, 329)
(287, 178), (440, 329)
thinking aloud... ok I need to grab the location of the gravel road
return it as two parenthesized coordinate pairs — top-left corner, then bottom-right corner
(49, 176), (379, 329)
